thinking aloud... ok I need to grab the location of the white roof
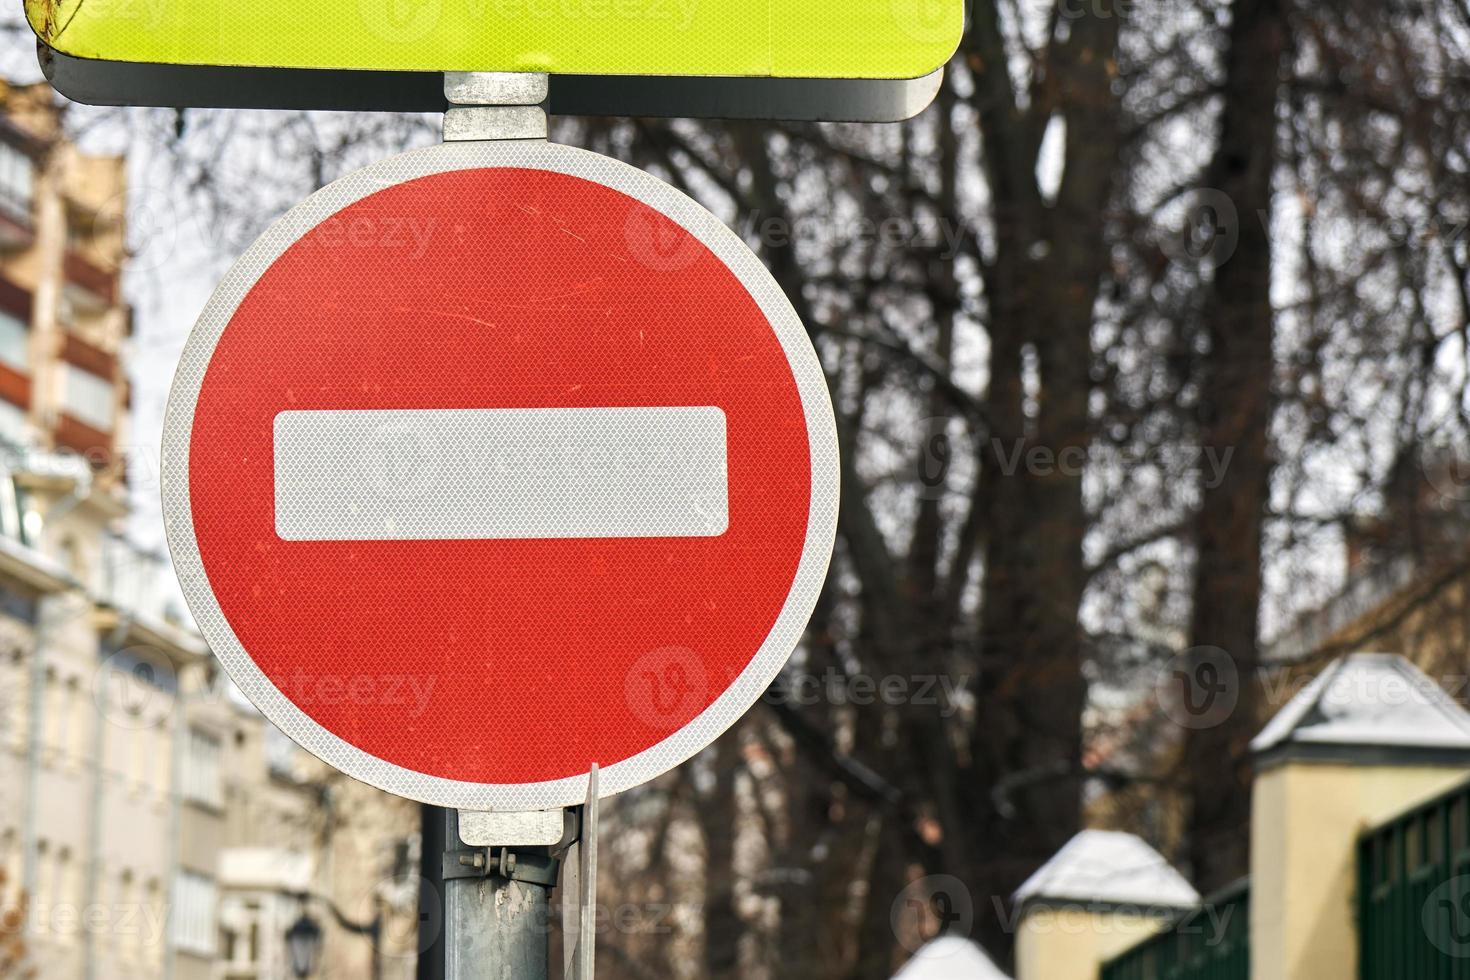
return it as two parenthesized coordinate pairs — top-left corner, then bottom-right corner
(1012, 830), (1199, 908)
(1251, 653), (1470, 753)
(893, 938), (1010, 980)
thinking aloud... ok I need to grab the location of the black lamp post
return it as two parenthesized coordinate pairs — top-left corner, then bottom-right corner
(282, 890), (383, 980)
(285, 911), (324, 978)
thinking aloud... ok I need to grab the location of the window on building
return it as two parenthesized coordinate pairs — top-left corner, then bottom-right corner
(60, 363), (114, 432)
(54, 845), (73, 914)
(66, 675), (85, 761)
(0, 403), (24, 450)
(0, 144), (33, 224)
(115, 869), (137, 957)
(0, 828), (19, 908)
(45, 668), (69, 754)
(182, 728), (223, 809)
(129, 725), (151, 793)
(0, 581), (37, 625)
(0, 310), (27, 374)
(265, 724), (299, 778)
(170, 871), (217, 957)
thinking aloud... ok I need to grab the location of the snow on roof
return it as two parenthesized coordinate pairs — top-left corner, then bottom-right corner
(1250, 653), (1470, 753)
(1012, 830), (1199, 909)
(892, 938), (1010, 980)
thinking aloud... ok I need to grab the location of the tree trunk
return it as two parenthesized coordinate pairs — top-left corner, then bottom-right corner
(1184, 0), (1288, 892)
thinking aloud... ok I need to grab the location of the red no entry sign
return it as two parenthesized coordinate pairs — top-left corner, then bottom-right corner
(162, 142), (838, 810)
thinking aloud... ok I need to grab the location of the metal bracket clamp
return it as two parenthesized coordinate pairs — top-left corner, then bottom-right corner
(443, 71), (548, 142)
(443, 845), (561, 887)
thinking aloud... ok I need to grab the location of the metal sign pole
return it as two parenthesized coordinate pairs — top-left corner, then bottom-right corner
(443, 765), (599, 980)
(442, 808), (554, 980)
(438, 73), (557, 979)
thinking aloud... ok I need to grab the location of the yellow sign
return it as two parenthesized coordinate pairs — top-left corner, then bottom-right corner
(27, 0), (963, 79)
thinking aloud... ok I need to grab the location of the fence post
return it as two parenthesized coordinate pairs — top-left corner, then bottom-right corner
(1249, 653), (1470, 980)
(1012, 830), (1197, 980)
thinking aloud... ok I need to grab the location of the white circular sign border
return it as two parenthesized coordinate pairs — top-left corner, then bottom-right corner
(161, 140), (840, 811)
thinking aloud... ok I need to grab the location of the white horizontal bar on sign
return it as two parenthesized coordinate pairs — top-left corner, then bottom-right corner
(273, 406), (729, 541)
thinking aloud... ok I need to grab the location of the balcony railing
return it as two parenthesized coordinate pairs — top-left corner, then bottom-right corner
(62, 249), (118, 306)
(1100, 880), (1250, 980)
(0, 193), (33, 250)
(53, 411), (113, 466)
(98, 533), (190, 629)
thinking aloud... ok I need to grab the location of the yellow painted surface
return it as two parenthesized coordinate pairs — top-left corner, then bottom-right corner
(1016, 906), (1169, 980)
(1250, 761), (1470, 980)
(26, 0), (963, 79)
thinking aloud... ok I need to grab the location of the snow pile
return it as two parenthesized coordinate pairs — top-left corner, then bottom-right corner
(893, 938), (1010, 980)
(1012, 829), (1198, 909)
(1251, 653), (1470, 752)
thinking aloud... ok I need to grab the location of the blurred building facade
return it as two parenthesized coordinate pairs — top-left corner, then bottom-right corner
(0, 81), (420, 979)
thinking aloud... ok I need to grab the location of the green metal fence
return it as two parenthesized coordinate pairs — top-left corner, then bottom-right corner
(1099, 880), (1249, 980)
(1359, 777), (1470, 979)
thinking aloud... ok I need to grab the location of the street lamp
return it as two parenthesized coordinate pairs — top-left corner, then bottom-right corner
(285, 911), (324, 978)
(281, 890), (383, 980)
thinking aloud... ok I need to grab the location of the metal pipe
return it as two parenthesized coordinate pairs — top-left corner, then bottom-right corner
(442, 811), (551, 980)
